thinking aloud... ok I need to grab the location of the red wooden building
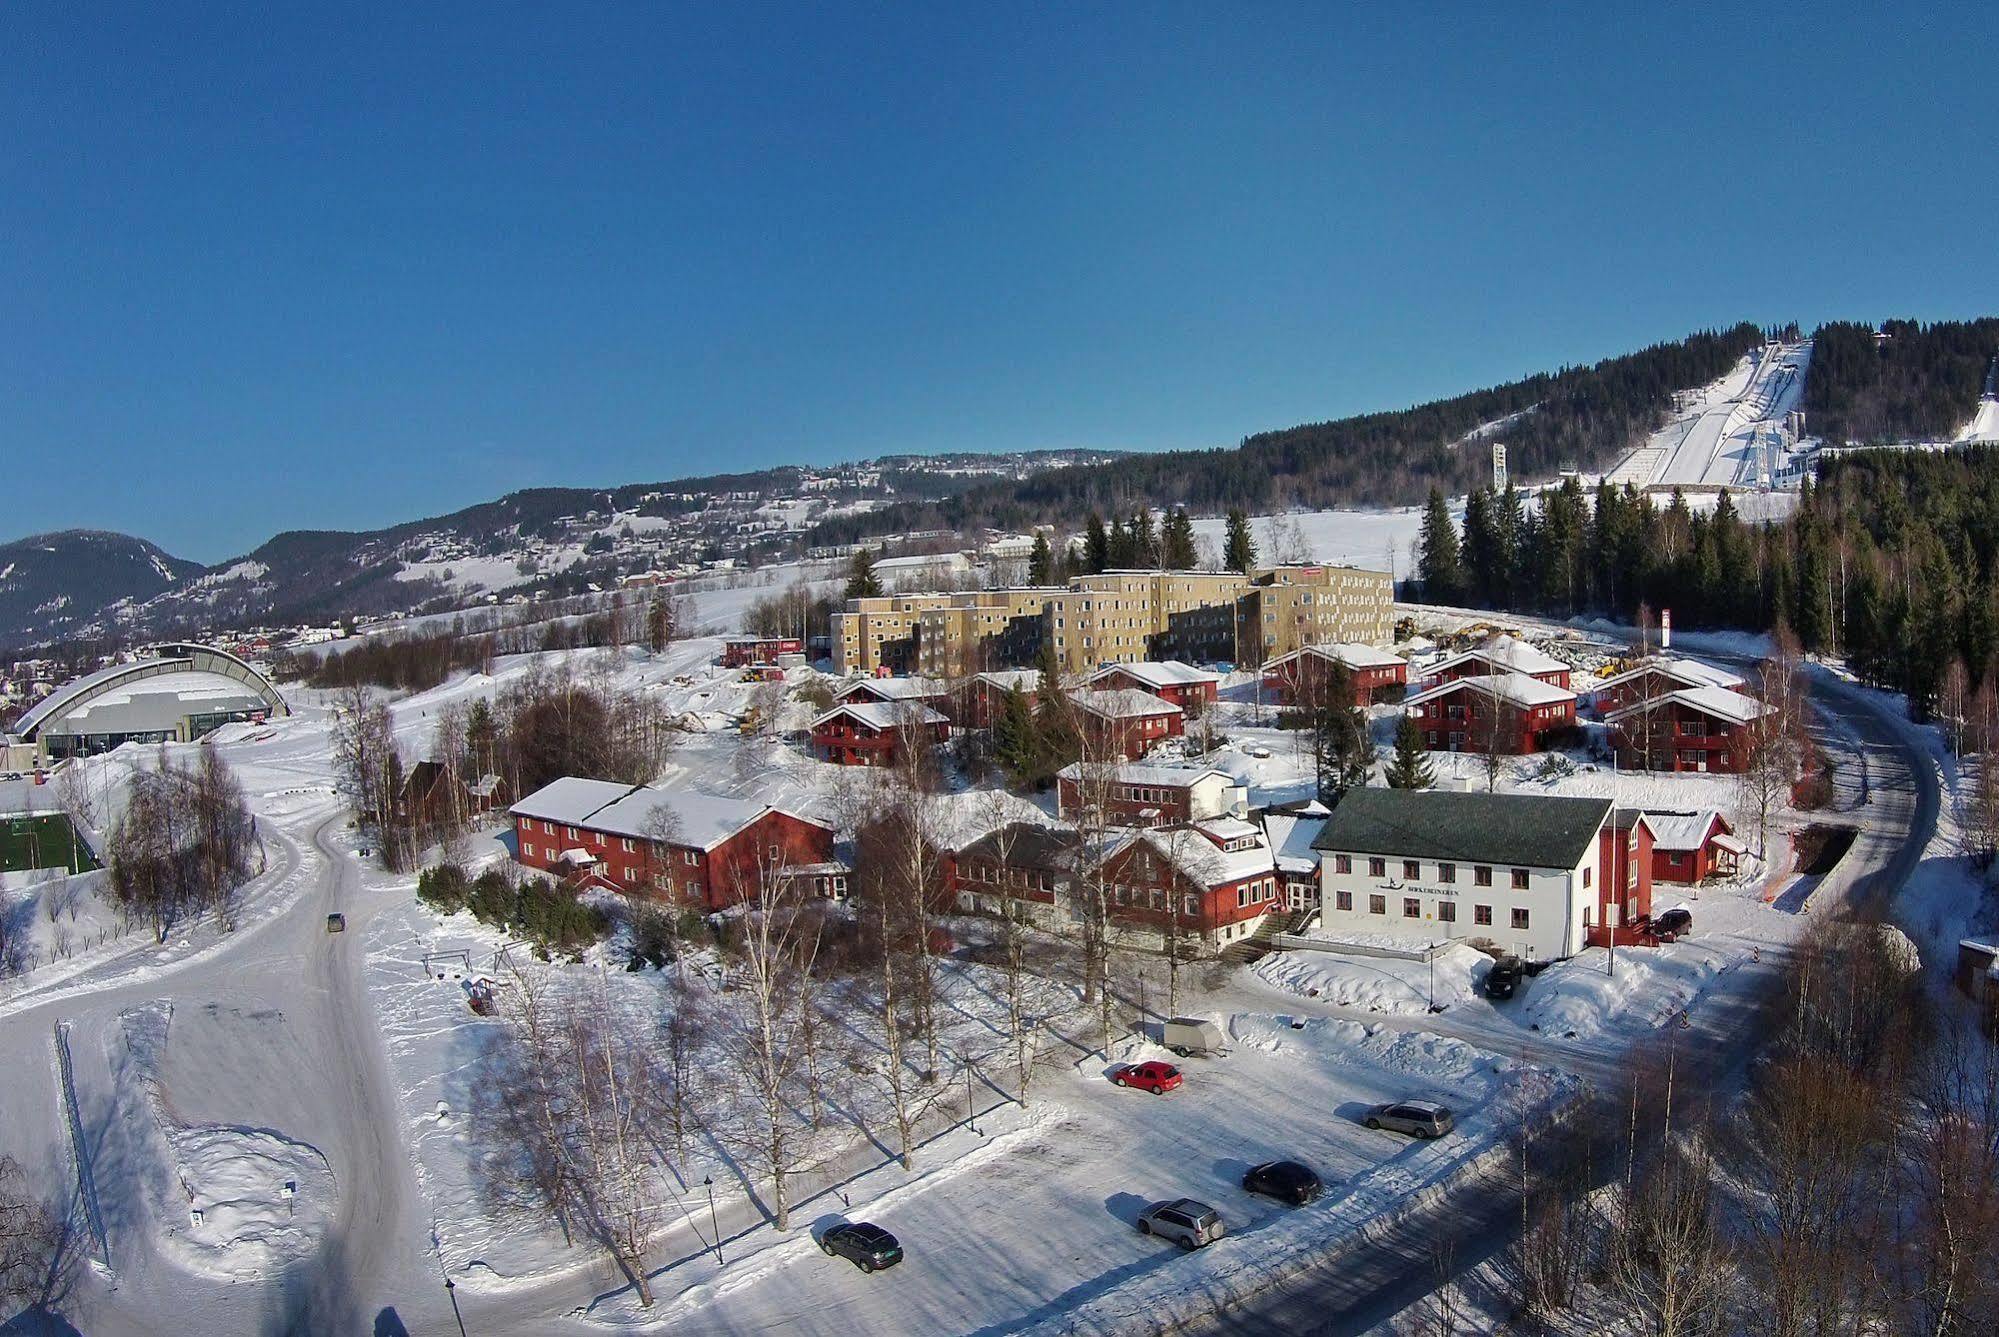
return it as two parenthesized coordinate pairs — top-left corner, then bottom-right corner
(1423, 635), (1572, 691)
(1593, 657), (1746, 715)
(809, 701), (951, 766)
(1605, 685), (1771, 774)
(834, 675), (950, 709)
(949, 821), (1083, 915)
(1054, 762), (1245, 827)
(1083, 660), (1221, 715)
(1591, 813), (1656, 947)
(721, 637), (803, 668)
(1093, 819), (1284, 950)
(1261, 643), (1408, 708)
(1070, 688), (1184, 761)
(1634, 809), (1744, 884)
(510, 777), (842, 909)
(961, 669), (1047, 729)
(1404, 673), (1578, 754)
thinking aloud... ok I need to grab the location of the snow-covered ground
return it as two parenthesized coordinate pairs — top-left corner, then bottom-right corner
(1605, 341), (1812, 491)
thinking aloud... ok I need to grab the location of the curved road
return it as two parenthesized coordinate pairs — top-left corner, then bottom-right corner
(1176, 666), (1938, 1336)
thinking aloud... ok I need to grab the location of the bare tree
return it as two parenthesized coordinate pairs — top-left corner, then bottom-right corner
(0, 1155), (68, 1312)
(331, 684), (408, 868)
(1889, 1033), (1999, 1336)
(1602, 1135), (1735, 1337)
(1740, 629), (1807, 858)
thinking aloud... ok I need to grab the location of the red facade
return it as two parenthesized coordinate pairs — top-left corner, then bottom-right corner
(1587, 821), (1655, 947)
(513, 807), (836, 911)
(721, 637), (803, 668)
(1646, 814), (1739, 884)
(1428, 656), (1571, 692)
(1610, 701), (1756, 773)
(1078, 707), (1183, 761)
(1093, 836), (1281, 940)
(1596, 668), (1747, 715)
(1413, 685), (1576, 755)
(1263, 655), (1406, 709)
(1056, 772), (1202, 827)
(811, 708), (950, 766)
(1091, 667), (1219, 714)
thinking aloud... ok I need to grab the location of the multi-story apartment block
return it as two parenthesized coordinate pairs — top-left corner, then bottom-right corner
(833, 563), (1392, 676)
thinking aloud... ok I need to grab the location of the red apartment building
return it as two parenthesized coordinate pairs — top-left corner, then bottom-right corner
(1605, 685), (1772, 774)
(1636, 809), (1744, 884)
(1423, 635), (1573, 690)
(1593, 657), (1746, 714)
(1093, 819), (1285, 949)
(1083, 660), (1222, 714)
(1070, 689), (1184, 760)
(1404, 673), (1578, 754)
(510, 778), (842, 909)
(809, 701), (951, 766)
(1054, 762), (1246, 827)
(721, 637), (804, 668)
(1261, 643), (1408, 708)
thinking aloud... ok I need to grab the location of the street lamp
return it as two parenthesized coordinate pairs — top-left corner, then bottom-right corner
(442, 1269), (469, 1337)
(704, 1175), (723, 1265)
(964, 1053), (980, 1135)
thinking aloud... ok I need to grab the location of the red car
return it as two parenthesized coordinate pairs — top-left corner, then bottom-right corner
(1112, 1060), (1183, 1094)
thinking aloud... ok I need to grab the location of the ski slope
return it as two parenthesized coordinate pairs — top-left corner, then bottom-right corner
(1608, 340), (1811, 491)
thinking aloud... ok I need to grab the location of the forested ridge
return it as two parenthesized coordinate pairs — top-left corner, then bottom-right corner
(1413, 446), (1999, 721)
(1805, 318), (1999, 443)
(811, 323), (1769, 544)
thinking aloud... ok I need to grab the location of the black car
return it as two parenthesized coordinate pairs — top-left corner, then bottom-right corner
(1653, 907), (1693, 939)
(1484, 957), (1523, 1000)
(1241, 1159), (1323, 1206)
(819, 1221), (903, 1273)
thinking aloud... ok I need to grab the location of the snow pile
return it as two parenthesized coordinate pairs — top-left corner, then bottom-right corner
(1520, 941), (1735, 1042)
(1252, 944), (1492, 1015)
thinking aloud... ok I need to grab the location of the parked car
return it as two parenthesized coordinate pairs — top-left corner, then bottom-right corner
(1365, 1100), (1454, 1139)
(325, 913), (347, 934)
(1112, 1060), (1183, 1094)
(1136, 1198), (1225, 1249)
(818, 1221), (903, 1273)
(1242, 742), (1273, 759)
(1162, 1017), (1228, 1058)
(1653, 907), (1693, 939)
(1242, 1160), (1323, 1206)
(1484, 957), (1523, 1000)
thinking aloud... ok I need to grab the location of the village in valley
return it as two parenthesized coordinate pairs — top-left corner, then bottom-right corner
(1, 499), (1939, 1336)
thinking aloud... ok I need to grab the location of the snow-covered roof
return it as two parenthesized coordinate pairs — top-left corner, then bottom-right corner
(973, 668), (1044, 693)
(1196, 817), (1262, 843)
(1086, 660), (1221, 690)
(510, 777), (640, 825)
(1140, 824), (1277, 887)
(1596, 657), (1744, 694)
(1635, 809), (1731, 852)
(1072, 688), (1183, 721)
(1428, 635), (1566, 679)
(1405, 672), (1575, 709)
(1607, 684), (1771, 726)
(836, 675), (947, 703)
(1055, 761), (1231, 790)
(1262, 812), (1329, 874)
(1266, 642), (1405, 672)
(811, 701), (950, 732)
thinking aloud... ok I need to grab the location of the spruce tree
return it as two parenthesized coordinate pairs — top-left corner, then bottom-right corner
(1084, 512), (1109, 574)
(1162, 508), (1198, 570)
(1027, 532), (1052, 585)
(1108, 516), (1137, 570)
(1131, 509), (1158, 568)
(1418, 486), (1462, 603)
(1224, 508), (1256, 574)
(1460, 488), (1500, 607)
(1384, 714), (1435, 789)
(1034, 633), (1063, 702)
(844, 547), (882, 600)
(993, 686), (1037, 783)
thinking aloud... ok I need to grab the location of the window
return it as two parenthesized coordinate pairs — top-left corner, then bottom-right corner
(1438, 901), (1456, 923)
(522, 842), (534, 858)
(1474, 904), (1492, 926)
(1402, 860), (1420, 880)
(1474, 865), (1492, 887)
(1335, 854), (1352, 875)
(1403, 898), (1421, 918)
(1336, 889), (1353, 911)
(1368, 894), (1386, 915)
(1582, 866), (1592, 888)
(1511, 868), (1530, 890)
(1511, 908), (1531, 930)
(683, 850), (698, 865)
(1438, 862), (1456, 884)
(1368, 857), (1386, 878)
(620, 837), (634, 854)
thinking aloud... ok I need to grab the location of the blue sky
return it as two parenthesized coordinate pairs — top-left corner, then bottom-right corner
(4, 5), (1996, 562)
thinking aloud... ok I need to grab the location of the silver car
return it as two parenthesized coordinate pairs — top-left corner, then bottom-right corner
(1136, 1198), (1225, 1249)
(1365, 1100), (1454, 1139)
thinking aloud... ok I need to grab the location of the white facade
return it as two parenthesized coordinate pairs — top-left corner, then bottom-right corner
(1315, 841), (1598, 961)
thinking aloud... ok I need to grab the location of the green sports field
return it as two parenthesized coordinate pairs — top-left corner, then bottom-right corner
(0, 811), (101, 874)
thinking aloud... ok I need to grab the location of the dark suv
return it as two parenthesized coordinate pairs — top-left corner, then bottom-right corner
(819, 1222), (903, 1273)
(1484, 957), (1522, 1000)
(1242, 1160), (1323, 1205)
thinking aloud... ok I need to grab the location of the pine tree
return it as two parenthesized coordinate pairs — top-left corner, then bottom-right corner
(1460, 487), (1500, 607)
(1418, 486), (1462, 603)
(1084, 512), (1109, 574)
(844, 547), (883, 600)
(1034, 633), (1063, 702)
(1026, 532), (1052, 586)
(1107, 516), (1137, 570)
(1384, 714), (1435, 789)
(1224, 508), (1256, 574)
(993, 686), (1037, 783)
(1496, 482), (1524, 605)
(1162, 508), (1198, 570)
(1131, 510), (1158, 568)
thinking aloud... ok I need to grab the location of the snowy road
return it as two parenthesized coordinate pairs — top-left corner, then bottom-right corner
(1172, 654), (1939, 1336)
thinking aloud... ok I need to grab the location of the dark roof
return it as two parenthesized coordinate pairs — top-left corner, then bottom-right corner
(1310, 788), (1611, 869)
(956, 821), (1084, 871)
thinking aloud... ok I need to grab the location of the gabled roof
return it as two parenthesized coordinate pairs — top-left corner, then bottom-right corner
(510, 777), (641, 825)
(811, 701), (950, 732)
(1072, 688), (1183, 721)
(1262, 812), (1329, 874)
(955, 821), (1084, 872)
(973, 668), (1045, 694)
(1635, 809), (1732, 852)
(1597, 656), (1744, 694)
(1606, 684), (1770, 727)
(1405, 671), (1575, 709)
(1086, 660), (1221, 690)
(1055, 761), (1232, 790)
(1137, 823), (1276, 887)
(836, 675), (948, 703)
(1311, 787), (1612, 870)
(1427, 635), (1567, 679)
(1265, 642), (1406, 672)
